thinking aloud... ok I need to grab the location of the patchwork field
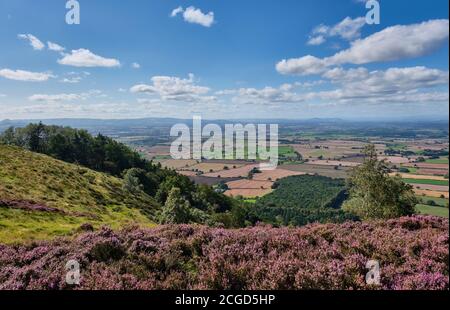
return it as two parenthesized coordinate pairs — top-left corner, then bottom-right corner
(224, 168), (305, 198)
(306, 159), (360, 167)
(204, 164), (260, 178)
(415, 189), (449, 199)
(282, 164), (352, 179)
(390, 173), (448, 181)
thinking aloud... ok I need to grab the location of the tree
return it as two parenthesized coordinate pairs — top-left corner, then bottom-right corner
(159, 187), (191, 224)
(122, 169), (144, 194)
(342, 144), (417, 220)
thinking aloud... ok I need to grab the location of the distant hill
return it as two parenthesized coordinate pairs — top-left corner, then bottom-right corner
(0, 145), (159, 244)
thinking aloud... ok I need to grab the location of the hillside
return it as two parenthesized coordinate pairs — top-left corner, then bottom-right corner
(0, 145), (159, 244)
(0, 216), (447, 290)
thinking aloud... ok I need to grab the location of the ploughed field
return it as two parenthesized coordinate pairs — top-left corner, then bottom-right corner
(0, 216), (447, 290)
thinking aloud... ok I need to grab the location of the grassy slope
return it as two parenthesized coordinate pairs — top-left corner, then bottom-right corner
(0, 145), (159, 244)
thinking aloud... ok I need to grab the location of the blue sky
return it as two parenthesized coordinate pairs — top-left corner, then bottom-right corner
(0, 0), (448, 120)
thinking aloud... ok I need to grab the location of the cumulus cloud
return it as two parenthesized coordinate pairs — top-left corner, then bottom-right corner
(58, 49), (121, 68)
(226, 65), (448, 107)
(279, 19), (449, 75)
(28, 90), (106, 103)
(307, 35), (326, 46)
(29, 93), (83, 102)
(131, 62), (141, 69)
(130, 74), (215, 102)
(308, 17), (366, 45)
(170, 6), (215, 27)
(319, 66), (449, 101)
(47, 41), (65, 52)
(276, 55), (328, 76)
(0, 69), (55, 82)
(18, 34), (45, 50)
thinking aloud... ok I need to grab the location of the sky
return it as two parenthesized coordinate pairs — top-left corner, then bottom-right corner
(0, 0), (448, 120)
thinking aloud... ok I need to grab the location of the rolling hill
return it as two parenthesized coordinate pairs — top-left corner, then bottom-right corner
(0, 145), (159, 244)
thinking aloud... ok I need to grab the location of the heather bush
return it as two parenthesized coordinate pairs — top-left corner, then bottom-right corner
(0, 216), (447, 290)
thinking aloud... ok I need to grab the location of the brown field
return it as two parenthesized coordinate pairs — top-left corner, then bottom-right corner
(409, 184), (449, 192)
(227, 179), (273, 190)
(380, 156), (411, 164)
(160, 159), (198, 169)
(282, 164), (351, 179)
(291, 140), (386, 160)
(143, 145), (171, 158)
(178, 170), (198, 176)
(404, 163), (449, 169)
(415, 168), (449, 176)
(414, 189), (449, 199)
(204, 164), (260, 178)
(390, 173), (448, 181)
(252, 169), (305, 181)
(189, 162), (244, 173)
(224, 188), (273, 198)
(306, 159), (360, 167)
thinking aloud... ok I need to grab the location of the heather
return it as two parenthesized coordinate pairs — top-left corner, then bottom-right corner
(0, 215), (448, 290)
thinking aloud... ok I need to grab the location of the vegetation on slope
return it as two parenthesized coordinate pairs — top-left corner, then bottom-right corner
(0, 216), (447, 290)
(0, 124), (254, 236)
(0, 145), (159, 243)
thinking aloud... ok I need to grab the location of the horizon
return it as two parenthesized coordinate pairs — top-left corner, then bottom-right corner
(0, 0), (449, 120)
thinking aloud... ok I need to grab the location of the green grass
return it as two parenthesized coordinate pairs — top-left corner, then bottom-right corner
(402, 178), (449, 186)
(0, 145), (158, 244)
(416, 195), (449, 207)
(416, 204), (449, 218)
(425, 157), (449, 164)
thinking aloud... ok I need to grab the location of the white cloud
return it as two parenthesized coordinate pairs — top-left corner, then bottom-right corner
(279, 19), (449, 75)
(320, 66), (449, 100)
(131, 62), (141, 69)
(130, 74), (215, 102)
(0, 94), (6, 98)
(308, 17), (366, 45)
(276, 55), (327, 75)
(330, 19), (449, 65)
(60, 77), (82, 83)
(58, 49), (121, 68)
(0, 68), (55, 82)
(171, 6), (215, 27)
(29, 93), (83, 102)
(28, 90), (106, 103)
(47, 41), (65, 52)
(18, 34), (45, 50)
(171, 6), (184, 17)
(307, 35), (326, 46)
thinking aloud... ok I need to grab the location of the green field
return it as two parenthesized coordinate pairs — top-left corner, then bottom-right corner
(416, 204), (449, 218)
(416, 196), (449, 207)
(403, 178), (449, 186)
(425, 157), (449, 164)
